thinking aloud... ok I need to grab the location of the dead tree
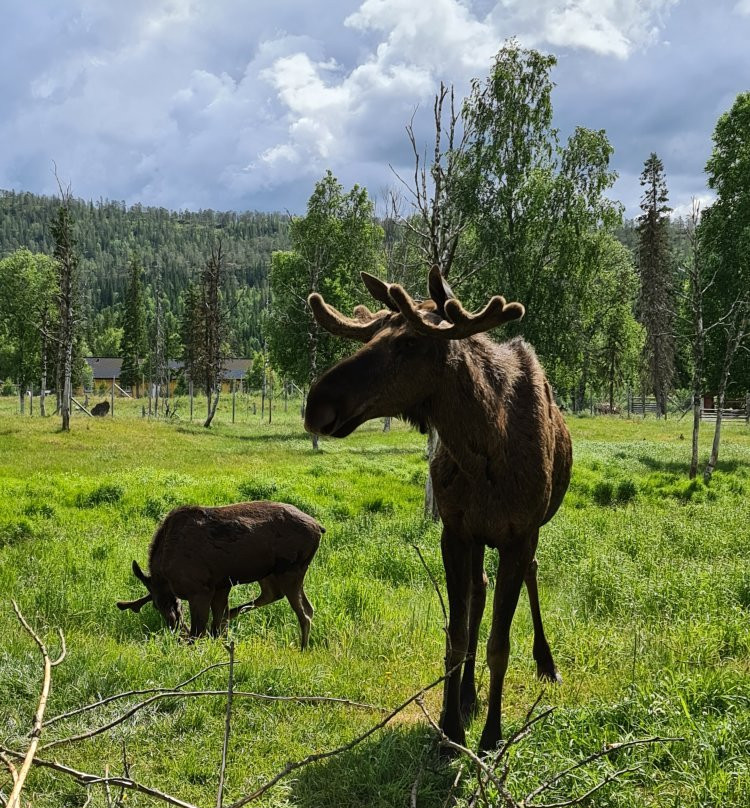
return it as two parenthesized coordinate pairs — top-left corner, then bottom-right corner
(391, 83), (473, 517)
(200, 241), (228, 428)
(51, 178), (78, 432)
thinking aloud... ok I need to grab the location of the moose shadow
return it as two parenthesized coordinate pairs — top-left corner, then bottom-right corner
(289, 725), (459, 808)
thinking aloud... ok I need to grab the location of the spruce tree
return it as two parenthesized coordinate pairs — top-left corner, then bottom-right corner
(637, 153), (675, 417)
(119, 254), (147, 397)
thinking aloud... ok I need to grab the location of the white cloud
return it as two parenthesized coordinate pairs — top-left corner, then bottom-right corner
(734, 0), (750, 15)
(0, 0), (729, 216)
(493, 0), (678, 58)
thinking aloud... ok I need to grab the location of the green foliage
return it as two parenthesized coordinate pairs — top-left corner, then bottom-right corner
(455, 41), (621, 394)
(637, 152), (675, 415)
(700, 92), (750, 395)
(75, 482), (125, 508)
(266, 171), (383, 387)
(0, 248), (57, 395)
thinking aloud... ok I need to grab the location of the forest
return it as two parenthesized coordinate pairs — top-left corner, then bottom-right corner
(0, 43), (748, 436)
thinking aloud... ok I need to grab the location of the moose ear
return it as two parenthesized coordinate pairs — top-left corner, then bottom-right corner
(132, 560), (151, 590)
(361, 272), (398, 311)
(116, 594), (152, 613)
(427, 265), (454, 314)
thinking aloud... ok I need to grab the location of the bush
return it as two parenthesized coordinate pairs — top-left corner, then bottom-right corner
(76, 483), (125, 508)
(615, 478), (638, 504)
(592, 480), (614, 506)
(238, 479), (278, 500)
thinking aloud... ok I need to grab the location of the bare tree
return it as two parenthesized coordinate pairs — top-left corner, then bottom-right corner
(683, 201), (706, 479)
(391, 83), (472, 517)
(51, 175), (79, 432)
(704, 305), (748, 483)
(201, 240), (228, 428)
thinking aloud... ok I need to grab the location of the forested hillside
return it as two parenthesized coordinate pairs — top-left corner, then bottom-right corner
(0, 189), (290, 356)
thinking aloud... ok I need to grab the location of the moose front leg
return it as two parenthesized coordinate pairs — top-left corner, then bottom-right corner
(460, 542), (487, 722)
(439, 528), (473, 747)
(479, 546), (530, 753)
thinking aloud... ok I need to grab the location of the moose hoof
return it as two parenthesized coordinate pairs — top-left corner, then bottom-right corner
(536, 665), (562, 684)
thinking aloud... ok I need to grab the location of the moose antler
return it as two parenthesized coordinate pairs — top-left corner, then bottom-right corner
(308, 293), (389, 342)
(388, 284), (524, 339)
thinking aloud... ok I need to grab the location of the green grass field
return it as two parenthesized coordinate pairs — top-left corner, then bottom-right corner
(0, 397), (749, 807)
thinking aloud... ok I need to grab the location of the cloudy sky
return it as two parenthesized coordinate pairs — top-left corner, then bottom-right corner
(1, 1), (748, 218)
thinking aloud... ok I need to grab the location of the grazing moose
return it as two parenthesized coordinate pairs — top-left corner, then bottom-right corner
(304, 267), (572, 751)
(117, 502), (324, 648)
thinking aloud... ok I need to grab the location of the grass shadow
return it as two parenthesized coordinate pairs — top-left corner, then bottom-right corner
(290, 725), (459, 808)
(636, 454), (750, 475)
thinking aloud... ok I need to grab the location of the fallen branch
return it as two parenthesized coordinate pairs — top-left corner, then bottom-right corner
(7, 601), (66, 808)
(0, 749), (198, 808)
(44, 661), (234, 728)
(41, 689), (386, 751)
(522, 735), (683, 807)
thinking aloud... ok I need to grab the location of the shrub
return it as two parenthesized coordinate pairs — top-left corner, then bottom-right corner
(238, 479), (278, 500)
(76, 483), (125, 508)
(592, 480), (614, 506)
(615, 478), (638, 504)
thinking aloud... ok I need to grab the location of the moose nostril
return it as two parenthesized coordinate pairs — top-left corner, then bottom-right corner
(306, 402), (337, 434)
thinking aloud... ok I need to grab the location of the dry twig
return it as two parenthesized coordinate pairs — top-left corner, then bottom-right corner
(7, 601), (66, 808)
(216, 641), (235, 808)
(0, 748), (198, 808)
(40, 688), (386, 751)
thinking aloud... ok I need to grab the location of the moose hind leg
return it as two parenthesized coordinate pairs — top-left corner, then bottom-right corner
(460, 543), (487, 722)
(279, 571), (312, 650)
(479, 547), (529, 753)
(228, 576), (283, 618)
(525, 557), (561, 683)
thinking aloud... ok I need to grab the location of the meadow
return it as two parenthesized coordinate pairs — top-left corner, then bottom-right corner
(0, 396), (749, 807)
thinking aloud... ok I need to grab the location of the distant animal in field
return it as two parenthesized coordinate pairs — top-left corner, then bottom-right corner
(595, 403), (620, 415)
(116, 502), (324, 647)
(91, 400), (110, 416)
(304, 266), (572, 752)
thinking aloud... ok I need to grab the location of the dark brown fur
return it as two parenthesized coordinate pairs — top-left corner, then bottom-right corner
(117, 501), (324, 647)
(304, 268), (572, 751)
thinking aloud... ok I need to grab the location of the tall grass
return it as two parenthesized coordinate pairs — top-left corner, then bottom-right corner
(0, 403), (748, 806)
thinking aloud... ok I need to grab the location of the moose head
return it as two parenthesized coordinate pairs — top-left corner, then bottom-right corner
(116, 560), (183, 631)
(304, 266), (524, 437)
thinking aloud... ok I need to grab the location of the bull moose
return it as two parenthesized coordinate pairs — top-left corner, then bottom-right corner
(117, 501), (324, 647)
(304, 267), (572, 751)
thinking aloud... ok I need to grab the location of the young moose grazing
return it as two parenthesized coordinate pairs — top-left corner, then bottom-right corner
(304, 267), (572, 751)
(117, 502), (323, 648)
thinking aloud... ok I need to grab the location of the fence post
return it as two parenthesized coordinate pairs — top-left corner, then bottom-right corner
(232, 381), (236, 424)
(189, 379), (193, 422)
(746, 392), (750, 425)
(111, 378), (115, 417)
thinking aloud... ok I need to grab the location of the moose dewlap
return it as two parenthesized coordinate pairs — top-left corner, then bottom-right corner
(116, 501), (324, 647)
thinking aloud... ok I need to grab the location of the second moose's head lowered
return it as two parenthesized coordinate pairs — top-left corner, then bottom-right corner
(305, 267), (572, 752)
(117, 501), (324, 648)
